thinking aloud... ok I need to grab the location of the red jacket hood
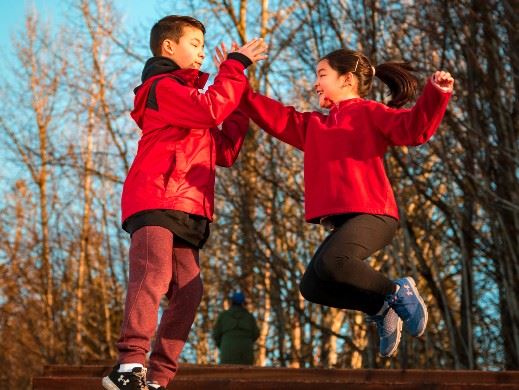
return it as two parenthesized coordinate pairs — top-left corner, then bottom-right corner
(121, 56), (250, 223)
(131, 57), (210, 129)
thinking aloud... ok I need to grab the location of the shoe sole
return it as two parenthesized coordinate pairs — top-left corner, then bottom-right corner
(405, 277), (428, 337)
(102, 376), (120, 390)
(379, 316), (403, 358)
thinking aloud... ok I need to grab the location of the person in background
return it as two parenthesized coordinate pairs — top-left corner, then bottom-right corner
(213, 292), (260, 365)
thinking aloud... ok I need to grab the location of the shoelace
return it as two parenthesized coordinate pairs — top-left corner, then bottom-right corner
(388, 290), (416, 320)
(385, 291), (398, 304)
(367, 309), (395, 338)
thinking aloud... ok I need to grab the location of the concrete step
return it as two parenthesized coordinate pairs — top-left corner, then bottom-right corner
(32, 376), (519, 390)
(33, 364), (519, 389)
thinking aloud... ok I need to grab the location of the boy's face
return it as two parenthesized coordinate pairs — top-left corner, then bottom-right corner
(161, 26), (205, 70)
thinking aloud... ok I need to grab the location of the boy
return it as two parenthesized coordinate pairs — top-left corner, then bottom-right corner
(102, 15), (267, 390)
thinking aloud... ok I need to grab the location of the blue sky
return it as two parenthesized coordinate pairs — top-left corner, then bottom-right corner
(0, 0), (168, 194)
(0, 0), (162, 55)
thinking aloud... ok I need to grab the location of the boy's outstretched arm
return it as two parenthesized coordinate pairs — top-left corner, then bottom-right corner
(155, 39), (267, 129)
(212, 109), (249, 167)
(215, 42), (313, 152)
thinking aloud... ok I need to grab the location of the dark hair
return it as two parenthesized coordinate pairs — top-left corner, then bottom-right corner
(320, 49), (418, 108)
(150, 15), (206, 57)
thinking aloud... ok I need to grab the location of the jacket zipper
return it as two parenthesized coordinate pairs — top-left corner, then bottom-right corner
(332, 105), (339, 126)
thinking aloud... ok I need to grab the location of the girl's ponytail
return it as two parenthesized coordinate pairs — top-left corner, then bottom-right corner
(320, 49), (418, 108)
(374, 62), (418, 108)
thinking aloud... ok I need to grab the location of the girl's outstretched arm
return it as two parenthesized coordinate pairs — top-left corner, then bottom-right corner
(239, 85), (319, 151)
(374, 71), (454, 146)
(214, 42), (317, 151)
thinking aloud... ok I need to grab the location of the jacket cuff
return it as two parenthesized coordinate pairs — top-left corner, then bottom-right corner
(228, 52), (253, 69)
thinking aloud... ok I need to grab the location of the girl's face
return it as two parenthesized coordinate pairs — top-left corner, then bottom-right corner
(314, 60), (359, 108)
(314, 59), (350, 108)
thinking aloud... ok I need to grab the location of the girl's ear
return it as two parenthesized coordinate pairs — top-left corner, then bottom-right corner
(339, 72), (354, 88)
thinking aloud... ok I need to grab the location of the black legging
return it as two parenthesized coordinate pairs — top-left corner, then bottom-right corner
(299, 213), (398, 315)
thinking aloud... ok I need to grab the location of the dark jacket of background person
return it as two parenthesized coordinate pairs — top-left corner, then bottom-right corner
(213, 302), (260, 364)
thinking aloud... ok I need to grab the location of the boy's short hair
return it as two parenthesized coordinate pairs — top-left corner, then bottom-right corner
(150, 15), (206, 57)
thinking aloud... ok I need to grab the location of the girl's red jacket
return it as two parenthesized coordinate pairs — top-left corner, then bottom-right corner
(240, 80), (451, 222)
(121, 58), (249, 223)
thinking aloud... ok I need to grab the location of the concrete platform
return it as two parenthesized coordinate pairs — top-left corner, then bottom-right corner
(33, 363), (519, 389)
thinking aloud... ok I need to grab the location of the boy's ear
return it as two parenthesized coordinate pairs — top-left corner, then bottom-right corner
(162, 39), (175, 56)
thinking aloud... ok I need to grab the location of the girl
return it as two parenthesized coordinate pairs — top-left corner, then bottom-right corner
(221, 47), (453, 357)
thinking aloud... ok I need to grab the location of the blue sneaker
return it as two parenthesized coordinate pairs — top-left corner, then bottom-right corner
(366, 304), (403, 357)
(385, 277), (428, 337)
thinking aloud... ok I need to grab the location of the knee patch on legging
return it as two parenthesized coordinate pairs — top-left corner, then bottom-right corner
(315, 239), (369, 281)
(315, 253), (356, 282)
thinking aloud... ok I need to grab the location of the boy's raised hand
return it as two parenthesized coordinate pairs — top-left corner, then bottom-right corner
(213, 39), (267, 70)
(431, 71), (454, 93)
(234, 38), (268, 64)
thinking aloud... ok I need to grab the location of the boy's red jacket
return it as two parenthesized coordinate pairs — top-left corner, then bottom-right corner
(121, 57), (249, 223)
(240, 80), (451, 222)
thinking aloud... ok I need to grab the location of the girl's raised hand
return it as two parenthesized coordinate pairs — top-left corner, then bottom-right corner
(213, 42), (229, 71)
(431, 71), (454, 93)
